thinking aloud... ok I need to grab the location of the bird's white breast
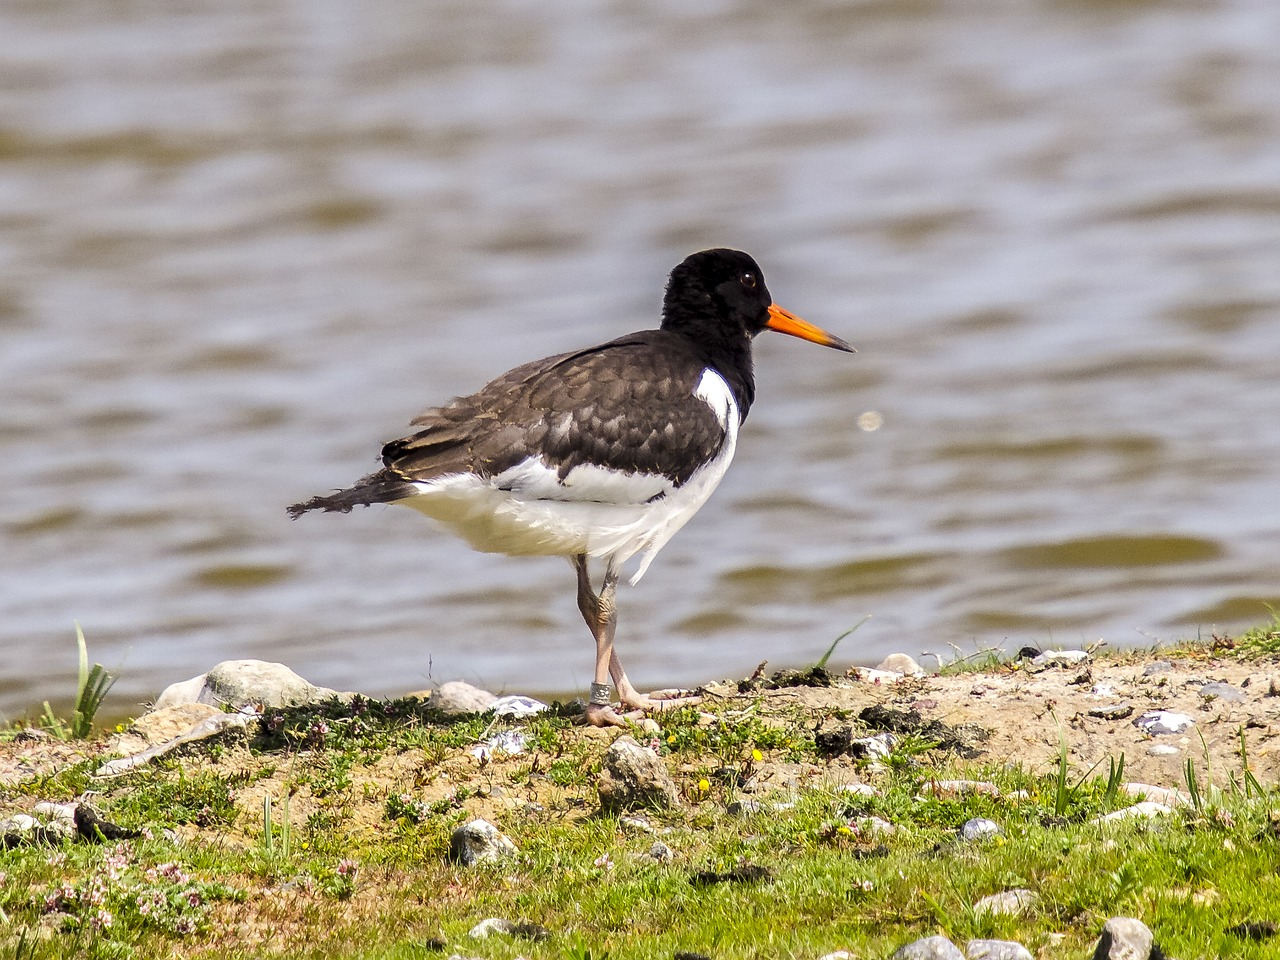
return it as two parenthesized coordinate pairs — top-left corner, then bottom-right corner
(399, 366), (740, 582)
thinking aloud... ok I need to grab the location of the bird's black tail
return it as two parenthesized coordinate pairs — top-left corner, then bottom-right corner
(287, 471), (419, 519)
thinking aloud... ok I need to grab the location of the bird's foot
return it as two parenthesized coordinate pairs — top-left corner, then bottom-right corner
(643, 688), (702, 703)
(618, 689), (703, 713)
(583, 702), (631, 728)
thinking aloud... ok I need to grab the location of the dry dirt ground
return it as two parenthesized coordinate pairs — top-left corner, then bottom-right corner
(5, 646), (1280, 812)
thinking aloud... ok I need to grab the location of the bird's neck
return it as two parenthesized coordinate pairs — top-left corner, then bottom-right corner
(663, 322), (755, 422)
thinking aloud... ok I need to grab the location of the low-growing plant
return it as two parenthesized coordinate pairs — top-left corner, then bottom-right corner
(41, 624), (116, 740)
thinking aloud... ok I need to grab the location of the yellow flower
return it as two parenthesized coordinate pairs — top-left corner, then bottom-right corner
(697, 778), (710, 793)
(751, 748), (763, 763)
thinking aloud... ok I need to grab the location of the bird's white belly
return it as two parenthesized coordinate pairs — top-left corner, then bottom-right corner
(398, 367), (740, 583)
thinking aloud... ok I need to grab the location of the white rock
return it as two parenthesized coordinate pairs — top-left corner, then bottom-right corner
(1133, 710), (1194, 735)
(959, 818), (1002, 842)
(1121, 783), (1189, 806)
(1032, 650), (1090, 667)
(837, 783), (879, 797)
(0, 813), (40, 833)
(973, 889), (1037, 916)
(1093, 801), (1174, 824)
(875, 653), (925, 677)
(489, 695), (547, 718)
(854, 667), (906, 684)
(154, 659), (349, 711)
(1146, 744), (1181, 756)
(431, 681), (497, 715)
(469, 731), (527, 761)
(468, 918), (514, 938)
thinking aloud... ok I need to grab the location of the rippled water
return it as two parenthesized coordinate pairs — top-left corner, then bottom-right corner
(3, 0), (1280, 720)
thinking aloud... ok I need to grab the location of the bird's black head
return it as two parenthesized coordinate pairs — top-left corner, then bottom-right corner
(661, 248), (774, 342)
(661, 248), (854, 354)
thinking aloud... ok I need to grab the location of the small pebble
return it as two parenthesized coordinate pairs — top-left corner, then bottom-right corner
(489, 694), (548, 718)
(837, 783), (879, 797)
(965, 939), (1033, 960)
(1146, 744), (1181, 756)
(892, 935), (965, 960)
(1093, 801), (1174, 824)
(1031, 650), (1090, 667)
(849, 733), (893, 761)
(875, 653), (925, 677)
(1121, 783), (1189, 806)
(1092, 916), (1153, 960)
(648, 841), (674, 863)
(1142, 660), (1173, 676)
(1199, 681), (1246, 703)
(449, 819), (519, 866)
(469, 730), (527, 760)
(959, 818), (1002, 842)
(923, 780), (1001, 798)
(1133, 710), (1194, 735)
(1088, 703), (1134, 721)
(972, 889), (1037, 916)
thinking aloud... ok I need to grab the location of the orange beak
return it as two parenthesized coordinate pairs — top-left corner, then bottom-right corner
(765, 304), (855, 353)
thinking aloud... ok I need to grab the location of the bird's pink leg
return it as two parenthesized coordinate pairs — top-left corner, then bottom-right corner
(573, 556), (701, 726)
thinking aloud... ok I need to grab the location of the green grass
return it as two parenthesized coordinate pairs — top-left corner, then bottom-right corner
(7, 623), (1280, 958)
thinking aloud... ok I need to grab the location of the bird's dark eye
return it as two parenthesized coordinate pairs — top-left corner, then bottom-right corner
(740, 271), (757, 289)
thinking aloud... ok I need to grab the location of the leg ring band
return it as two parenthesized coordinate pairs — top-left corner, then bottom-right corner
(589, 682), (612, 706)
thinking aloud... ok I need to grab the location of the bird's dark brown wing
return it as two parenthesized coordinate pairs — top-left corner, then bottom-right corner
(382, 330), (728, 492)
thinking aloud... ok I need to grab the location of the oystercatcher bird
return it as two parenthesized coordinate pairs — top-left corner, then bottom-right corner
(289, 249), (853, 726)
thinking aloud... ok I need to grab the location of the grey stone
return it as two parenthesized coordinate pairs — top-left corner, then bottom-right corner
(892, 935), (966, 960)
(1092, 916), (1154, 960)
(1142, 660), (1173, 676)
(876, 653), (925, 677)
(972, 889), (1037, 916)
(647, 841), (674, 862)
(966, 940), (1033, 960)
(1088, 703), (1134, 721)
(449, 818), (518, 866)
(963, 940), (1027, 960)
(727, 799), (763, 816)
(597, 736), (680, 812)
(1133, 710), (1194, 735)
(1199, 681), (1246, 702)
(154, 659), (349, 711)
(431, 680), (497, 715)
(1031, 650), (1090, 667)
(959, 817), (1002, 842)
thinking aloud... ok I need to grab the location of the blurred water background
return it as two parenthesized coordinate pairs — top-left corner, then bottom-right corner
(3, 0), (1280, 720)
